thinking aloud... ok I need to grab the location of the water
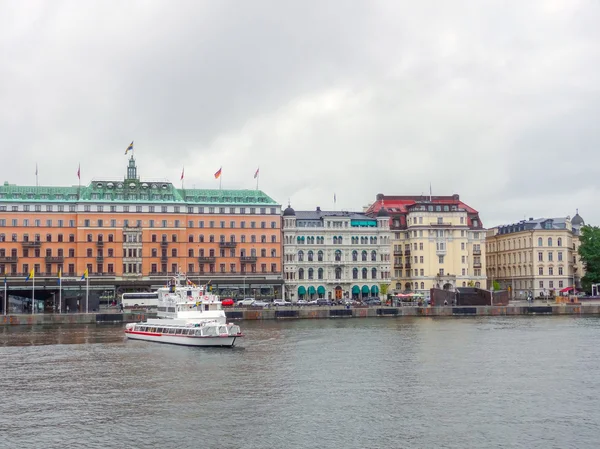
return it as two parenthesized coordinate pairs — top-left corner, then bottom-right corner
(1, 317), (599, 449)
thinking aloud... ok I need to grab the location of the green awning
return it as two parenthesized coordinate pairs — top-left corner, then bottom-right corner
(352, 285), (360, 294)
(298, 286), (306, 295)
(362, 285), (370, 294)
(317, 286), (325, 294)
(308, 286), (316, 294)
(371, 285), (379, 295)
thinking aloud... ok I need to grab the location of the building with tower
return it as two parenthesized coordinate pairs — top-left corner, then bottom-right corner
(0, 156), (283, 312)
(485, 211), (586, 299)
(282, 205), (392, 302)
(365, 193), (486, 301)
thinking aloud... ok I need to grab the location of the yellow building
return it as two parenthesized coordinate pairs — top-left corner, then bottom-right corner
(485, 213), (585, 299)
(366, 194), (486, 300)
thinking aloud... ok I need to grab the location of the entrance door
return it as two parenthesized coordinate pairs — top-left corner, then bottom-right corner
(335, 287), (343, 300)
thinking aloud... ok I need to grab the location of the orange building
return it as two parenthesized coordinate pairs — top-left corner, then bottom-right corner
(0, 157), (283, 309)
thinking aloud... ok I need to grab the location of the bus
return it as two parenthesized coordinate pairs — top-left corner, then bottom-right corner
(121, 292), (159, 309)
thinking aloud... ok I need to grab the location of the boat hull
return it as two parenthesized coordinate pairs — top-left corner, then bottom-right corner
(124, 330), (240, 347)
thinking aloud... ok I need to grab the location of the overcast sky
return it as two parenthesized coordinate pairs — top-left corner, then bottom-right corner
(1, 0), (599, 227)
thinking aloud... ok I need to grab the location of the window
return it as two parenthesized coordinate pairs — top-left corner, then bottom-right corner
(538, 237), (543, 246)
(539, 281), (544, 288)
(538, 267), (543, 275)
(538, 252), (543, 262)
(558, 266), (563, 275)
(548, 237), (552, 247)
(438, 256), (444, 264)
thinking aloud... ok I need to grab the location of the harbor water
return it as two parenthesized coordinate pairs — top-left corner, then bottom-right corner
(1, 316), (599, 449)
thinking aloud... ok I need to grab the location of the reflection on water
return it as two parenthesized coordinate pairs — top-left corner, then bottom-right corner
(1, 317), (600, 449)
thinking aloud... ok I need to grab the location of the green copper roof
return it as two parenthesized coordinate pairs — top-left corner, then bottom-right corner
(0, 157), (279, 205)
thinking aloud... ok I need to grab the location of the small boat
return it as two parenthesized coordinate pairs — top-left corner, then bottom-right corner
(124, 274), (243, 347)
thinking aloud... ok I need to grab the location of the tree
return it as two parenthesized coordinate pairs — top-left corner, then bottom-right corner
(467, 280), (475, 287)
(492, 280), (501, 291)
(578, 225), (600, 293)
(379, 283), (390, 298)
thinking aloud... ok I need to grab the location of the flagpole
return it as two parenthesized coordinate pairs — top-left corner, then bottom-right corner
(219, 173), (222, 190)
(256, 169), (259, 191)
(3, 279), (6, 316)
(32, 274), (35, 315)
(36, 163), (38, 187)
(86, 275), (89, 314)
(59, 275), (62, 314)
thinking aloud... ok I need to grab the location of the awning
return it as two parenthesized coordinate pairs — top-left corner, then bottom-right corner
(317, 286), (325, 294)
(362, 285), (370, 294)
(352, 285), (360, 294)
(308, 286), (316, 294)
(371, 285), (379, 295)
(559, 286), (576, 293)
(298, 286), (306, 295)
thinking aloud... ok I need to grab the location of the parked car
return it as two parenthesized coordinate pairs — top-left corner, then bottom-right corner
(363, 297), (381, 306)
(252, 300), (269, 307)
(273, 299), (291, 306)
(307, 298), (319, 305)
(237, 298), (256, 306)
(296, 299), (309, 306)
(316, 298), (332, 306)
(221, 298), (235, 307)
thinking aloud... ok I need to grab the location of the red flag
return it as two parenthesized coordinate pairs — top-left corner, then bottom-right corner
(214, 167), (222, 179)
(254, 167), (259, 179)
(180, 167), (184, 181)
(77, 164), (80, 180)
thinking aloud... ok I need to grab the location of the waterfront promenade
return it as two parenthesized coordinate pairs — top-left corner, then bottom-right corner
(1, 302), (600, 325)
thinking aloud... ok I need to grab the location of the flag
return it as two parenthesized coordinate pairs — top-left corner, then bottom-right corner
(254, 167), (259, 179)
(58, 268), (62, 285)
(180, 166), (184, 181)
(77, 164), (80, 180)
(334, 193), (336, 204)
(214, 167), (222, 179)
(125, 141), (134, 155)
(26, 269), (34, 281)
(35, 163), (38, 176)
(80, 268), (88, 281)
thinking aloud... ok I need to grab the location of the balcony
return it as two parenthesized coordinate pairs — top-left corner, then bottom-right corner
(240, 256), (257, 263)
(219, 242), (237, 248)
(96, 256), (104, 262)
(473, 249), (481, 255)
(96, 241), (104, 247)
(405, 263), (412, 269)
(161, 256), (168, 262)
(22, 241), (41, 248)
(430, 222), (452, 227)
(473, 263), (482, 268)
(404, 250), (411, 256)
(0, 256), (18, 263)
(393, 250), (403, 256)
(45, 256), (64, 263)
(198, 256), (216, 263)
(394, 263), (404, 269)
(160, 241), (169, 247)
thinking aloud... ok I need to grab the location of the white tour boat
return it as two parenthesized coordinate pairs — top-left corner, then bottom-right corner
(124, 275), (243, 347)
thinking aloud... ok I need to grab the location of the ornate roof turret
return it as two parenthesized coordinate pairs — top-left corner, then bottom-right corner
(283, 203), (296, 216)
(377, 207), (389, 217)
(572, 209), (584, 226)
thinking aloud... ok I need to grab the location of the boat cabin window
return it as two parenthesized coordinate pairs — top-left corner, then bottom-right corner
(205, 304), (209, 311)
(187, 290), (192, 296)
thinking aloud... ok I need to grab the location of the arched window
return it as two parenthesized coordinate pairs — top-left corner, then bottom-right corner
(353, 268), (358, 279)
(548, 237), (552, 247)
(557, 238), (562, 246)
(271, 249), (276, 257)
(69, 234), (75, 242)
(199, 235), (204, 243)
(308, 268), (314, 279)
(335, 267), (342, 280)
(318, 251), (324, 262)
(371, 250), (377, 262)
(335, 250), (342, 262)
(188, 235), (194, 243)
(333, 236), (338, 244)
(318, 268), (324, 280)
(338, 236), (343, 244)
(371, 268), (377, 279)
(538, 237), (543, 246)
(362, 251), (367, 262)
(373, 237), (377, 244)
(298, 268), (304, 280)
(0, 234), (4, 242)
(475, 282), (480, 288)
(171, 249), (177, 257)
(298, 250), (304, 262)
(352, 250), (358, 262)
(307, 250), (314, 262)
(87, 234), (92, 242)
(297, 236), (302, 243)
(172, 234), (177, 242)
(162, 234), (167, 242)
(420, 282), (425, 290)
(188, 249), (194, 257)
(362, 268), (368, 279)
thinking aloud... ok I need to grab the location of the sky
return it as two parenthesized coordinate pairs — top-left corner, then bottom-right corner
(1, 0), (599, 228)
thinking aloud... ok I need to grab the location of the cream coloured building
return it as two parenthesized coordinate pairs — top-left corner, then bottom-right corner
(365, 194), (486, 300)
(485, 213), (585, 299)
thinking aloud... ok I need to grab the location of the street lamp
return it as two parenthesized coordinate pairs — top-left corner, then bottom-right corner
(243, 275), (246, 299)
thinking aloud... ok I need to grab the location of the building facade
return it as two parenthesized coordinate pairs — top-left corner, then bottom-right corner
(282, 206), (392, 302)
(485, 213), (585, 299)
(365, 194), (486, 300)
(0, 156), (283, 308)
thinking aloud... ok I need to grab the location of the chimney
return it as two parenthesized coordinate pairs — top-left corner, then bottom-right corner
(529, 217), (534, 221)
(316, 206), (321, 212)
